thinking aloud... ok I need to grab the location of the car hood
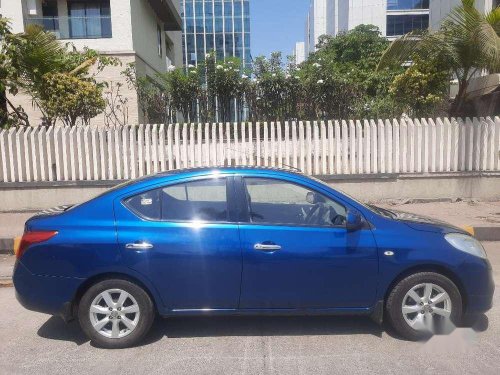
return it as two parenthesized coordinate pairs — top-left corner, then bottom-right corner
(377, 207), (468, 234)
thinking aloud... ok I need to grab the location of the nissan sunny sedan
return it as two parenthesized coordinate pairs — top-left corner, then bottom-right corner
(13, 167), (494, 348)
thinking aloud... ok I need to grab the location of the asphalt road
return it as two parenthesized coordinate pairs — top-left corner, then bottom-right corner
(0, 243), (499, 375)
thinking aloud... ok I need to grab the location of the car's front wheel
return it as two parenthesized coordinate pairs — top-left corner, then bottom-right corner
(78, 279), (155, 349)
(386, 272), (462, 341)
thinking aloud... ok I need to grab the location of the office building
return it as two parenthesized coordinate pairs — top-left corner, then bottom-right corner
(301, 0), (495, 56)
(294, 41), (306, 65)
(180, 0), (251, 69)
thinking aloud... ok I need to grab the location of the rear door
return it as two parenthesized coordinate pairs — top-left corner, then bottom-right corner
(237, 176), (379, 310)
(114, 176), (242, 311)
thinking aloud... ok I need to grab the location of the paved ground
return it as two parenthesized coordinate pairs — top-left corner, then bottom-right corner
(0, 254), (15, 280)
(0, 243), (498, 375)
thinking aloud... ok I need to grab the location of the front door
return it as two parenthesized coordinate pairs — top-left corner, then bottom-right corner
(115, 176), (242, 311)
(237, 177), (378, 310)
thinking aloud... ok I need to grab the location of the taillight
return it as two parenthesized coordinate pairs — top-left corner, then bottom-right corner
(16, 231), (58, 259)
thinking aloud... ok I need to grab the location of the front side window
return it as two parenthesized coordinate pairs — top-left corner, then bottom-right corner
(124, 178), (229, 222)
(244, 178), (346, 227)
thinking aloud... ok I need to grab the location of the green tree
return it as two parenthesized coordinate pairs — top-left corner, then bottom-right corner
(378, 0), (500, 116)
(200, 53), (248, 123)
(1, 22), (118, 126)
(40, 72), (105, 127)
(0, 18), (29, 127)
(161, 66), (202, 123)
(389, 57), (450, 117)
(123, 63), (173, 124)
(250, 52), (302, 121)
(306, 24), (404, 119)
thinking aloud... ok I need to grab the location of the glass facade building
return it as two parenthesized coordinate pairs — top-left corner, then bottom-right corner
(386, 0), (430, 37)
(180, 0), (251, 69)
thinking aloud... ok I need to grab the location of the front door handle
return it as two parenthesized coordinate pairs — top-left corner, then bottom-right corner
(125, 242), (154, 250)
(254, 243), (282, 252)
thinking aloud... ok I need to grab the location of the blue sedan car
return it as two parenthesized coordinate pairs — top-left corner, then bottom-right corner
(14, 167), (494, 348)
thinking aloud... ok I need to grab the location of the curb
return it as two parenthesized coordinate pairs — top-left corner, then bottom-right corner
(0, 279), (13, 288)
(1, 226), (500, 255)
(0, 238), (16, 255)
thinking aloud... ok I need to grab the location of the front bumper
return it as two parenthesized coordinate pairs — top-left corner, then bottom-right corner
(461, 259), (495, 316)
(14, 261), (83, 319)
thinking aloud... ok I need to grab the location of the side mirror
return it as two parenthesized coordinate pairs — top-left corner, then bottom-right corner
(346, 210), (363, 231)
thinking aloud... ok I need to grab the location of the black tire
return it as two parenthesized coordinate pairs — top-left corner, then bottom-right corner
(385, 272), (462, 341)
(78, 279), (155, 349)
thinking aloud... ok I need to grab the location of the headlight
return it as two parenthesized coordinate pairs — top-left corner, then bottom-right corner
(445, 233), (487, 259)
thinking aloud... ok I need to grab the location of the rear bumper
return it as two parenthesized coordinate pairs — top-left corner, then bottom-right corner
(13, 261), (83, 320)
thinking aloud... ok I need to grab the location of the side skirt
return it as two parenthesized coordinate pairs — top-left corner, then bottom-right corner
(160, 307), (374, 318)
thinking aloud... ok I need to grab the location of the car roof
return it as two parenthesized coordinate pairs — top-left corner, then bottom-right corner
(101, 166), (308, 198)
(155, 166), (305, 178)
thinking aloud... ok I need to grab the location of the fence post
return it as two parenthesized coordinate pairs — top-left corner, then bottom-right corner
(277, 121), (283, 168)
(327, 120), (334, 174)
(29, 127), (39, 182)
(378, 119), (386, 174)
(363, 120), (371, 174)
(385, 119), (393, 174)
(341, 120), (349, 175)
(285, 121), (291, 168)
(356, 120), (363, 174)
(321, 121), (328, 175)
(292, 121), (298, 169)
(0, 129), (7, 182)
(370, 120), (378, 174)
(313, 121), (320, 174)
(349, 120), (356, 174)
(270, 121), (277, 168)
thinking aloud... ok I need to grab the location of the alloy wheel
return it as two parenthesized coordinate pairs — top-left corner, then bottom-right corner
(401, 283), (452, 333)
(89, 289), (141, 339)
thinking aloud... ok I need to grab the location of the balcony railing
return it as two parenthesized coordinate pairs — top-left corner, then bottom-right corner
(24, 16), (112, 39)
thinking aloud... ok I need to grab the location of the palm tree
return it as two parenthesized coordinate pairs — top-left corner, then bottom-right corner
(7, 24), (96, 125)
(377, 0), (500, 116)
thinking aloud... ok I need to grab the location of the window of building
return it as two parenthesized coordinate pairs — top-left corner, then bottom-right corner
(68, 1), (111, 39)
(386, 14), (429, 36)
(244, 178), (347, 227)
(41, 1), (59, 32)
(387, 0), (429, 10)
(124, 178), (229, 222)
(157, 24), (163, 56)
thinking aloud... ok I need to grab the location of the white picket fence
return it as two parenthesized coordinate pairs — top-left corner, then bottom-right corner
(0, 117), (499, 183)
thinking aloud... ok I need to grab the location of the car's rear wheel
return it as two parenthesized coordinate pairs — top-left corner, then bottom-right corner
(78, 279), (155, 349)
(386, 272), (462, 341)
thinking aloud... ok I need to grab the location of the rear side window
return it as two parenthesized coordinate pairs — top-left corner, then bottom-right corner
(123, 178), (228, 222)
(123, 189), (161, 220)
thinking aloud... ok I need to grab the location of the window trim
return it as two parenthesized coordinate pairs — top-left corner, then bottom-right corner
(238, 176), (348, 229)
(121, 176), (238, 224)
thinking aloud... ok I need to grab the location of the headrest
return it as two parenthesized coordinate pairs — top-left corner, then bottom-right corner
(306, 191), (326, 204)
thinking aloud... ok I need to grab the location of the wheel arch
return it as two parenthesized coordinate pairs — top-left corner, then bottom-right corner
(383, 264), (467, 311)
(70, 272), (160, 319)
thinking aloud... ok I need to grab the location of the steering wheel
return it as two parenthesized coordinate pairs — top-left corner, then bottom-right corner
(305, 204), (344, 226)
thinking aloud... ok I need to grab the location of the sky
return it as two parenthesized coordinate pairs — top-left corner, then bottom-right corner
(250, 0), (310, 58)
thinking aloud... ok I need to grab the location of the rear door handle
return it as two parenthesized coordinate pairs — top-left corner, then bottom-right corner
(254, 243), (282, 252)
(125, 242), (154, 250)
